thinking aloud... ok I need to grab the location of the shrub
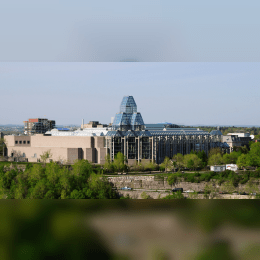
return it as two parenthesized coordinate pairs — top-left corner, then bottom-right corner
(167, 175), (177, 185)
(162, 191), (185, 199)
(141, 192), (151, 199)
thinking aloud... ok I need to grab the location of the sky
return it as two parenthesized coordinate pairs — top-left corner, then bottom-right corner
(1, 62), (259, 126)
(0, 2), (259, 126)
(0, 1), (260, 62)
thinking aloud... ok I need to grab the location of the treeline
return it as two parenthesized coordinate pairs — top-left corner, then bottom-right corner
(0, 160), (117, 199)
(103, 153), (159, 173)
(185, 126), (260, 136)
(206, 142), (260, 169)
(160, 142), (260, 171)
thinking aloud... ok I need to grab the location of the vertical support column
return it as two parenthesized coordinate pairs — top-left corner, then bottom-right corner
(124, 137), (126, 159)
(138, 136), (140, 162)
(112, 137), (114, 161)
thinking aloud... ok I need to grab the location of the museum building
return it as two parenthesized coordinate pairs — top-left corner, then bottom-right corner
(5, 96), (227, 164)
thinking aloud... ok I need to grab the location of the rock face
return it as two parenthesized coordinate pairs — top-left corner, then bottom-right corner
(106, 175), (260, 199)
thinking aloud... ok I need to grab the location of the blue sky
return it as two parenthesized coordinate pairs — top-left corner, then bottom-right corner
(0, 1), (260, 61)
(1, 62), (259, 126)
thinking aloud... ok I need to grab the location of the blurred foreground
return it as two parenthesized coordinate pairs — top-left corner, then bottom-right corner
(0, 200), (260, 259)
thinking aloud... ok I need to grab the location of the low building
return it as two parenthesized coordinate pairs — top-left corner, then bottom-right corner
(226, 164), (238, 171)
(210, 165), (226, 172)
(5, 134), (106, 164)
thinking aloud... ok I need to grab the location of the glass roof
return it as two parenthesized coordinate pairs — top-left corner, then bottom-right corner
(112, 96), (145, 131)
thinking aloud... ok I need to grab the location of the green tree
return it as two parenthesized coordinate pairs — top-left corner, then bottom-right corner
(141, 191), (152, 199)
(208, 148), (222, 158)
(160, 157), (173, 173)
(246, 142), (260, 167)
(208, 153), (223, 166)
(236, 154), (248, 169)
(40, 150), (52, 165)
(162, 191), (185, 199)
(197, 150), (208, 168)
(183, 154), (202, 170)
(103, 154), (114, 173)
(173, 153), (184, 170)
(113, 152), (127, 172)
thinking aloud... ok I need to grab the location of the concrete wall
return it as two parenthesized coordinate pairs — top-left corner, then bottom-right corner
(107, 175), (260, 194)
(5, 135), (106, 164)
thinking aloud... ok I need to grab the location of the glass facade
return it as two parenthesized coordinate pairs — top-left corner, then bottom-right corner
(106, 95), (218, 164)
(112, 96), (145, 131)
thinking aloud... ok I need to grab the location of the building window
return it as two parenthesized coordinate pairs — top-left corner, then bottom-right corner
(23, 141), (26, 144)
(27, 141), (30, 144)
(34, 153), (37, 158)
(19, 141), (22, 144)
(22, 153), (25, 157)
(15, 141), (18, 144)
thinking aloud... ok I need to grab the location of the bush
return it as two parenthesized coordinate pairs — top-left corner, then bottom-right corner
(162, 191), (185, 199)
(141, 192), (151, 199)
(167, 175), (177, 185)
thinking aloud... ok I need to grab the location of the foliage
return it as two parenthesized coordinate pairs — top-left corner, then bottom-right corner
(0, 160), (117, 199)
(40, 150), (52, 164)
(183, 154), (202, 169)
(141, 191), (151, 199)
(103, 154), (114, 173)
(208, 153), (224, 166)
(120, 194), (131, 199)
(162, 191), (185, 199)
(223, 152), (240, 164)
(113, 152), (127, 172)
(173, 153), (184, 170)
(167, 175), (178, 185)
(160, 157), (173, 173)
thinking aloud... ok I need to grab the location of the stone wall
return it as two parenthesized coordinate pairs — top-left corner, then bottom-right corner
(106, 175), (260, 194)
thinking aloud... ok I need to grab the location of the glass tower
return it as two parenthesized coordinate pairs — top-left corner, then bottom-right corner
(112, 96), (145, 131)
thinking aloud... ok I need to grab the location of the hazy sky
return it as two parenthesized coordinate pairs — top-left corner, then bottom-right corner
(1, 62), (259, 126)
(0, 0), (260, 61)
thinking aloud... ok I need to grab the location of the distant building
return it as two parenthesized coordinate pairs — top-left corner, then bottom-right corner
(222, 133), (252, 152)
(81, 121), (108, 129)
(210, 165), (226, 172)
(7, 96), (233, 165)
(24, 118), (55, 135)
(226, 164), (238, 171)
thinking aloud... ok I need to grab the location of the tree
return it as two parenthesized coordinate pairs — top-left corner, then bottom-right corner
(141, 191), (151, 199)
(0, 137), (6, 157)
(40, 150), (52, 165)
(208, 148), (222, 158)
(208, 153), (223, 166)
(197, 150), (208, 168)
(236, 154), (248, 169)
(160, 157), (173, 173)
(162, 191), (185, 199)
(113, 152), (126, 172)
(246, 142), (260, 167)
(183, 154), (202, 170)
(103, 154), (114, 173)
(173, 153), (184, 170)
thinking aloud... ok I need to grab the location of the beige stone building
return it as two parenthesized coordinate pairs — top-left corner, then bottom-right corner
(5, 134), (106, 164)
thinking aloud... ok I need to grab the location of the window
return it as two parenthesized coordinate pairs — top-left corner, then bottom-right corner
(34, 153), (37, 158)
(23, 141), (26, 144)
(19, 141), (22, 144)
(22, 153), (25, 157)
(15, 141), (18, 144)
(27, 141), (30, 144)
